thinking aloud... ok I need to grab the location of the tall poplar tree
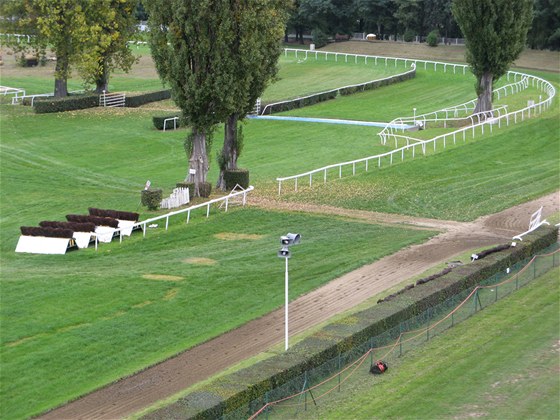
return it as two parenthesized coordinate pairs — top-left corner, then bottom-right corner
(145, 0), (237, 196)
(452, 0), (533, 114)
(216, 0), (290, 190)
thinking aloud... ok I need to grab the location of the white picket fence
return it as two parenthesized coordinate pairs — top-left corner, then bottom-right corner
(160, 187), (190, 209)
(275, 60), (556, 194)
(100, 91), (126, 107)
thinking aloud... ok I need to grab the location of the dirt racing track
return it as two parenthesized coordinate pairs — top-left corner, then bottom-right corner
(39, 191), (559, 420)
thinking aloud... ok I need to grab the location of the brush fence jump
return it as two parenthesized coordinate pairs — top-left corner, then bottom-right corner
(276, 60), (555, 194)
(91, 186), (255, 250)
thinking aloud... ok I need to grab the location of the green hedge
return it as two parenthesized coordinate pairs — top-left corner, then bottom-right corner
(141, 189), (162, 211)
(152, 114), (182, 130)
(34, 94), (100, 114)
(142, 226), (557, 419)
(125, 90), (171, 107)
(224, 169), (250, 190)
(261, 68), (415, 115)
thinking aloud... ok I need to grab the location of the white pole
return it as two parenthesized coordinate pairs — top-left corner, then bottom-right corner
(285, 257), (289, 351)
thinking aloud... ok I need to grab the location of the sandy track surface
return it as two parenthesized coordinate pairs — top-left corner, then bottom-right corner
(39, 191), (559, 420)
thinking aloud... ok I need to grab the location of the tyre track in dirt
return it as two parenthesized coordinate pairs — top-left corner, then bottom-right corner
(39, 191), (559, 420)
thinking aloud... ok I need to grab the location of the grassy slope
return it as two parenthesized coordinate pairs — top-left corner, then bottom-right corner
(306, 266), (559, 420)
(0, 44), (558, 419)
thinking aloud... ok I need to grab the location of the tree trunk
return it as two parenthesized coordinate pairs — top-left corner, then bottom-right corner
(216, 113), (239, 191)
(54, 54), (69, 97)
(95, 58), (110, 94)
(186, 128), (209, 197)
(473, 71), (493, 116)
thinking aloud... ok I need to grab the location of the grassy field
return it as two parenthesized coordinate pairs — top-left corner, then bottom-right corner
(280, 266), (560, 419)
(0, 42), (558, 419)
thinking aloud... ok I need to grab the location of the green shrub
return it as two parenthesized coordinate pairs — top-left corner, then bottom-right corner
(311, 29), (329, 48)
(403, 29), (416, 42)
(34, 94), (100, 114)
(224, 169), (250, 190)
(427, 30), (439, 47)
(176, 182), (194, 191)
(141, 189), (163, 210)
(198, 182), (212, 198)
(152, 114), (182, 130)
(125, 90), (171, 107)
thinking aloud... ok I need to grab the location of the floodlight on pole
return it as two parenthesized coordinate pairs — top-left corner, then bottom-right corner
(277, 232), (301, 351)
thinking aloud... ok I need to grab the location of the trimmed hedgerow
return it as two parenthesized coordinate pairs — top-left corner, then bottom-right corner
(65, 214), (119, 228)
(125, 90), (171, 107)
(142, 226), (556, 419)
(34, 94), (100, 114)
(224, 169), (250, 190)
(472, 243), (511, 260)
(39, 221), (96, 232)
(88, 208), (139, 221)
(152, 114), (183, 130)
(198, 182), (212, 198)
(20, 226), (74, 238)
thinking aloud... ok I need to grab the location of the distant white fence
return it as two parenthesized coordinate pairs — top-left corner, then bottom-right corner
(100, 91), (125, 107)
(92, 185), (255, 250)
(163, 117), (179, 131)
(160, 187), (189, 209)
(11, 90), (85, 106)
(1, 86), (26, 102)
(276, 59), (556, 194)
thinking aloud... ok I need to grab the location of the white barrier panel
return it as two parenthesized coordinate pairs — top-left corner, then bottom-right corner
(15, 236), (70, 254)
(73, 232), (92, 249)
(95, 226), (116, 243)
(117, 220), (136, 236)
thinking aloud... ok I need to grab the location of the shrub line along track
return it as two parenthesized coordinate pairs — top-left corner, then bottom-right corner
(39, 191), (559, 420)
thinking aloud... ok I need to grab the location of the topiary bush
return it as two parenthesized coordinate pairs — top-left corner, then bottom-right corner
(224, 169), (250, 190)
(198, 182), (212, 198)
(427, 30), (439, 47)
(141, 189), (163, 210)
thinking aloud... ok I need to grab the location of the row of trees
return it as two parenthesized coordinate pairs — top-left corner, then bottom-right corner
(286, 0), (559, 50)
(0, 0), (138, 96)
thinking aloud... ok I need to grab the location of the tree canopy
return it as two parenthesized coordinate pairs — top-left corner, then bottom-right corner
(452, 0), (533, 113)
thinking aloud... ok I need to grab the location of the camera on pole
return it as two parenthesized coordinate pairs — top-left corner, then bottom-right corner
(278, 233), (300, 258)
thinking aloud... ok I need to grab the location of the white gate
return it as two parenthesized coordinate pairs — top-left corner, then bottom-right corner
(100, 91), (126, 107)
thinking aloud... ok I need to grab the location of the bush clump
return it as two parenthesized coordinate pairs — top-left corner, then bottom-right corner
(427, 30), (439, 47)
(141, 189), (163, 210)
(311, 29), (329, 48)
(403, 29), (416, 42)
(224, 169), (250, 190)
(34, 94), (100, 114)
(198, 182), (212, 198)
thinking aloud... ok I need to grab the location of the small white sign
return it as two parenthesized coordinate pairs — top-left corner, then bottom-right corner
(144, 180), (151, 190)
(189, 169), (196, 175)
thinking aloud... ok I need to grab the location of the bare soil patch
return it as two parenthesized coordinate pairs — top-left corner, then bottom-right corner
(39, 192), (559, 420)
(214, 232), (264, 241)
(141, 274), (184, 282)
(182, 257), (218, 266)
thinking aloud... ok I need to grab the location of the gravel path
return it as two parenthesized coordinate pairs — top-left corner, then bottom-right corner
(39, 191), (559, 420)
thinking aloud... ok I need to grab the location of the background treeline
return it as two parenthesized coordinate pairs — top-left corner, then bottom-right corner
(276, 0), (559, 49)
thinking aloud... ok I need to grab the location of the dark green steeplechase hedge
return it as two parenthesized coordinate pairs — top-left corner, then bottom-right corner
(142, 225), (557, 419)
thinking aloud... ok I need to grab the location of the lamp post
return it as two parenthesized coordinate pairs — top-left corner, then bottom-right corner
(277, 233), (301, 351)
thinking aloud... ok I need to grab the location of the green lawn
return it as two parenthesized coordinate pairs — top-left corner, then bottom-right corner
(0, 208), (434, 420)
(0, 46), (558, 419)
(288, 266), (560, 419)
